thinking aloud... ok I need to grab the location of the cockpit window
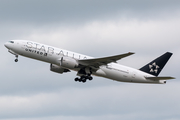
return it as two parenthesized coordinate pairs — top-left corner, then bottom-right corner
(9, 41), (14, 43)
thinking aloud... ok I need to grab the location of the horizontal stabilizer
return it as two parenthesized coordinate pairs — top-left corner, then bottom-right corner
(145, 77), (175, 81)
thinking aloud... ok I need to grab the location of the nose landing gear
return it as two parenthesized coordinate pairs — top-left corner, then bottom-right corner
(7, 50), (19, 62)
(15, 55), (18, 62)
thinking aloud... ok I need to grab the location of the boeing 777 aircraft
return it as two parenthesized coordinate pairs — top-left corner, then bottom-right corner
(4, 40), (175, 84)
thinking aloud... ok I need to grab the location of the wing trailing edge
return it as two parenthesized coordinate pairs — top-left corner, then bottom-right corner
(78, 52), (134, 68)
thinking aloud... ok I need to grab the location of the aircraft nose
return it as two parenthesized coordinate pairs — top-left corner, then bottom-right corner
(4, 41), (13, 49)
(4, 41), (15, 49)
(4, 42), (9, 48)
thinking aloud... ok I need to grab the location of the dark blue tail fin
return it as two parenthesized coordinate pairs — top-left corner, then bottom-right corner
(139, 52), (173, 76)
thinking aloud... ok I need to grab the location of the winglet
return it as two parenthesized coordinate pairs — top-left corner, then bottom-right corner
(128, 52), (135, 55)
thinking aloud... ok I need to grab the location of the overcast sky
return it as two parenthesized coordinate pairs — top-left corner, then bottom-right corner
(1, 0), (180, 120)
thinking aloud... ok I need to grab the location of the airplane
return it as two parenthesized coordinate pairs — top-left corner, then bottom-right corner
(4, 40), (175, 84)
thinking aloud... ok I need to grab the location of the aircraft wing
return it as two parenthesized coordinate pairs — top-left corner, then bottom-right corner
(78, 52), (134, 68)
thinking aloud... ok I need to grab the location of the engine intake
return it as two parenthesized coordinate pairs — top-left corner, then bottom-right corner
(50, 64), (70, 74)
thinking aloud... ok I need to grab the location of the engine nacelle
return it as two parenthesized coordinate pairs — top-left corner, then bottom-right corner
(60, 57), (78, 69)
(50, 64), (70, 74)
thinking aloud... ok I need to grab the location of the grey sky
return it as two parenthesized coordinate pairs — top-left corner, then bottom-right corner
(1, 0), (180, 24)
(1, 0), (180, 120)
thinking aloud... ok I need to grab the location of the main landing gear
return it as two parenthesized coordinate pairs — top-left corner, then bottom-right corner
(15, 55), (18, 62)
(74, 74), (93, 83)
(75, 68), (93, 83)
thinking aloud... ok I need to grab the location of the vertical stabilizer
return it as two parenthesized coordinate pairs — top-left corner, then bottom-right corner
(139, 52), (172, 76)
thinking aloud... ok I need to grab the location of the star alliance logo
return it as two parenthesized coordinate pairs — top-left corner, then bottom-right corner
(149, 62), (159, 73)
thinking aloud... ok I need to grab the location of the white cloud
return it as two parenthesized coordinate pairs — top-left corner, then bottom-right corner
(24, 17), (180, 56)
(0, 82), (180, 119)
(18, 17), (180, 71)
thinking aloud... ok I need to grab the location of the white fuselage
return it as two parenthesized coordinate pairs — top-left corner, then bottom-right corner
(4, 40), (165, 84)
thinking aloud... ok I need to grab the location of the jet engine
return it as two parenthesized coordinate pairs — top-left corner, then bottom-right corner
(60, 57), (78, 69)
(50, 64), (70, 74)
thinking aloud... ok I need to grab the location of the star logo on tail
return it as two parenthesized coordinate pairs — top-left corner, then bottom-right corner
(149, 62), (159, 73)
